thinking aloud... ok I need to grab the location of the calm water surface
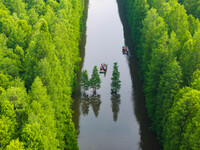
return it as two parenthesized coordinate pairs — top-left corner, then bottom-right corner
(72, 0), (161, 149)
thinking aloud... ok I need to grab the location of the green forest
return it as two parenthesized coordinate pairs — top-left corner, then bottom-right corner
(0, 0), (86, 149)
(122, 0), (200, 149)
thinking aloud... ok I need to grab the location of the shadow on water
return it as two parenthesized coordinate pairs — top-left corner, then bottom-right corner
(116, 0), (161, 149)
(110, 94), (121, 122)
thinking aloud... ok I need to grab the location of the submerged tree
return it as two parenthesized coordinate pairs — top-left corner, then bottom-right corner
(80, 70), (89, 91)
(111, 62), (121, 94)
(90, 66), (101, 92)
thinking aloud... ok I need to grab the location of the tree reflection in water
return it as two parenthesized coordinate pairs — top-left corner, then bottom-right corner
(81, 93), (90, 115)
(90, 93), (101, 117)
(110, 94), (121, 122)
(81, 92), (101, 117)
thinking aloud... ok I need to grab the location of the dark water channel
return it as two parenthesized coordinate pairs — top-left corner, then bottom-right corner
(72, 0), (161, 149)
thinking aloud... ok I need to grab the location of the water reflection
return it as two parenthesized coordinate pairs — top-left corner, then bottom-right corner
(81, 92), (101, 117)
(90, 93), (101, 117)
(81, 93), (90, 115)
(72, 0), (162, 148)
(110, 94), (121, 122)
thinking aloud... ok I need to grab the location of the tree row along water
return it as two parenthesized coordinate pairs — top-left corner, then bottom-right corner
(121, 0), (200, 149)
(72, 0), (160, 149)
(0, 0), (86, 149)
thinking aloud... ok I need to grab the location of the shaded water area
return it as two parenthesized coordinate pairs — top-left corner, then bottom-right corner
(72, 0), (161, 149)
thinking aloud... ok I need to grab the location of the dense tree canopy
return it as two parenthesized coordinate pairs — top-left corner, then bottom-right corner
(0, 0), (86, 149)
(178, 0), (200, 19)
(122, 0), (200, 149)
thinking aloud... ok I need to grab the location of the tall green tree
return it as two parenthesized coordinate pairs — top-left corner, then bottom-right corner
(180, 30), (200, 85)
(166, 1), (191, 45)
(188, 15), (200, 36)
(164, 88), (200, 150)
(181, 111), (200, 150)
(142, 9), (168, 120)
(22, 77), (58, 150)
(154, 58), (182, 141)
(1, 86), (29, 136)
(111, 62), (121, 94)
(180, 0), (200, 19)
(130, 0), (149, 54)
(23, 18), (54, 89)
(167, 31), (181, 59)
(140, 8), (167, 76)
(0, 98), (16, 149)
(90, 66), (101, 92)
(179, 38), (193, 85)
(191, 69), (200, 90)
(80, 69), (89, 91)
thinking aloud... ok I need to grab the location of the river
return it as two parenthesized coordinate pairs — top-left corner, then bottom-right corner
(72, 0), (161, 149)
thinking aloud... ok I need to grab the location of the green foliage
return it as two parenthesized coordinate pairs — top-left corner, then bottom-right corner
(187, 15), (200, 36)
(6, 138), (24, 150)
(0, 57), (20, 77)
(0, 98), (16, 149)
(141, 8), (168, 77)
(123, 0), (200, 148)
(22, 77), (59, 150)
(142, 8), (168, 122)
(180, 0), (200, 19)
(81, 69), (89, 91)
(164, 88), (200, 149)
(0, 72), (11, 89)
(167, 31), (181, 59)
(148, 0), (166, 10)
(154, 59), (182, 141)
(111, 62), (121, 94)
(127, 0), (149, 55)
(2, 86), (29, 131)
(0, 116), (16, 149)
(0, 0), (85, 149)
(181, 111), (200, 150)
(90, 66), (101, 91)
(166, 1), (191, 45)
(27, 8), (39, 25)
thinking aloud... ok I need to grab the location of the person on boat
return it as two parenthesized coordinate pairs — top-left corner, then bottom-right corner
(100, 64), (103, 70)
(103, 64), (106, 71)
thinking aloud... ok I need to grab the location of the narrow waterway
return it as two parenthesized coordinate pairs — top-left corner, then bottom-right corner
(72, 0), (161, 149)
